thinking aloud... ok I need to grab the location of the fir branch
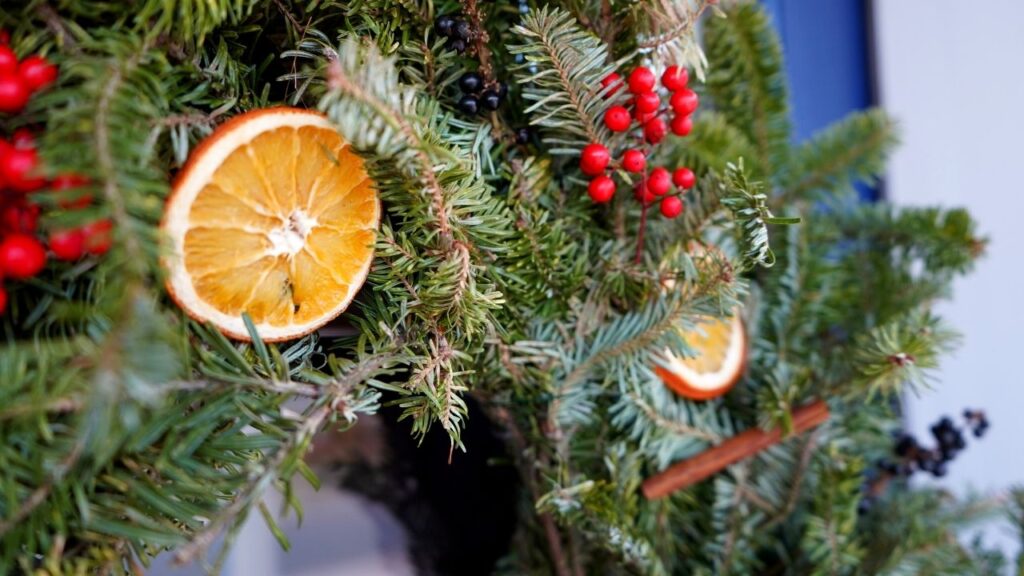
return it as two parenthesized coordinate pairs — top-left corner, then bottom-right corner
(636, 0), (713, 78)
(849, 311), (959, 398)
(704, 3), (791, 175)
(94, 48), (149, 280)
(511, 7), (618, 151)
(322, 41), (455, 242)
(173, 351), (393, 564)
(720, 161), (800, 271)
(0, 442), (83, 537)
(626, 393), (722, 443)
(781, 109), (898, 203)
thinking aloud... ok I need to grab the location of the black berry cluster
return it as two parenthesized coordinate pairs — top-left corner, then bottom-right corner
(456, 72), (506, 115)
(859, 408), (990, 514)
(434, 14), (472, 53)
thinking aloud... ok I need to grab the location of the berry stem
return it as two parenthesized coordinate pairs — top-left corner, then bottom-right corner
(635, 191), (648, 265)
(633, 131), (650, 264)
(461, 0), (494, 82)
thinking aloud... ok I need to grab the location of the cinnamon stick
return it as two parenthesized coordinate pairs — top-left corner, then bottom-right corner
(641, 400), (830, 500)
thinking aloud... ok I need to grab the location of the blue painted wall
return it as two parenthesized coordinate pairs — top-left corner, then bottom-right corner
(761, 0), (873, 141)
(760, 0), (876, 199)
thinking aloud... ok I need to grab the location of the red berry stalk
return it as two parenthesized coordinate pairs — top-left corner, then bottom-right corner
(580, 64), (701, 263)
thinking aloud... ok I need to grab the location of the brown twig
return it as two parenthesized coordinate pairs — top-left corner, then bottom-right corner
(765, 428), (821, 526)
(642, 400), (830, 499)
(488, 406), (574, 576)
(461, 0), (494, 83)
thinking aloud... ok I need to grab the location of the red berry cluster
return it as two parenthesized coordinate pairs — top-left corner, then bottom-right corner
(0, 41), (57, 115)
(580, 65), (699, 220)
(0, 39), (111, 315)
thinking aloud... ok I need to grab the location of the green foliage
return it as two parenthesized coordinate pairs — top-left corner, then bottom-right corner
(510, 7), (618, 153)
(0, 0), (1009, 575)
(703, 3), (791, 176)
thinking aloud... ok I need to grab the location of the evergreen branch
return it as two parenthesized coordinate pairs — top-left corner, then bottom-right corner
(173, 351), (393, 564)
(322, 42), (454, 242)
(704, 3), (791, 175)
(0, 442), (83, 537)
(720, 161), (800, 271)
(173, 401), (333, 566)
(636, 0), (713, 77)
(94, 48), (149, 280)
(781, 109), (898, 203)
(849, 310), (959, 398)
(626, 393), (722, 443)
(511, 7), (617, 151)
(666, 110), (757, 177)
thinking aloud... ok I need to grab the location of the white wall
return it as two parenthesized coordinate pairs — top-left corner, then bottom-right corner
(875, 0), (1024, 554)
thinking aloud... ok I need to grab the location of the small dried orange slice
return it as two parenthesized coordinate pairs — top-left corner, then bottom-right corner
(161, 107), (379, 341)
(657, 311), (747, 400)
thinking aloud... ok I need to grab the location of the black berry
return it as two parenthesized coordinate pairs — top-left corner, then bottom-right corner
(435, 15), (456, 36)
(878, 459), (899, 475)
(454, 20), (472, 40)
(894, 433), (918, 457)
(457, 94), (480, 115)
(448, 38), (467, 53)
(515, 127), (530, 145)
(497, 82), (508, 99)
(459, 72), (484, 94)
(481, 89), (501, 110)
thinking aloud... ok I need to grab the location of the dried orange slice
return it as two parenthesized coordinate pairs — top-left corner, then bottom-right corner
(657, 312), (747, 400)
(161, 107), (379, 342)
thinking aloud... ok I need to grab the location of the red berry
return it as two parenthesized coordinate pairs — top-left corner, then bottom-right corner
(600, 72), (623, 98)
(634, 184), (656, 204)
(647, 167), (671, 196)
(0, 30), (9, 46)
(0, 74), (29, 114)
(621, 149), (646, 173)
(661, 66), (689, 91)
(644, 117), (667, 144)
(603, 106), (631, 132)
(628, 67), (656, 94)
(0, 234), (47, 279)
(48, 228), (86, 261)
(11, 128), (34, 149)
(634, 92), (660, 114)
(580, 143), (611, 176)
(0, 147), (46, 192)
(670, 89), (699, 115)
(633, 107), (656, 124)
(0, 284), (6, 314)
(588, 175), (616, 203)
(673, 167), (696, 189)
(660, 196), (684, 218)
(670, 114), (693, 136)
(0, 46), (16, 76)
(1, 203), (39, 234)
(17, 56), (57, 92)
(83, 219), (113, 255)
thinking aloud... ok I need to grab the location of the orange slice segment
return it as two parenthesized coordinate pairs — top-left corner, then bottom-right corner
(656, 312), (747, 401)
(162, 107), (379, 341)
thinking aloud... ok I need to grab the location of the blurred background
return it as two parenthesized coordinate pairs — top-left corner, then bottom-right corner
(151, 0), (1024, 573)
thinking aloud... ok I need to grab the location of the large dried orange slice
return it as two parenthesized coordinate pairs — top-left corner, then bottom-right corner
(657, 311), (746, 400)
(161, 107), (379, 342)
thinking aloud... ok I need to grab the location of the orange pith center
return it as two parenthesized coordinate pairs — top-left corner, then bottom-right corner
(182, 124), (376, 327)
